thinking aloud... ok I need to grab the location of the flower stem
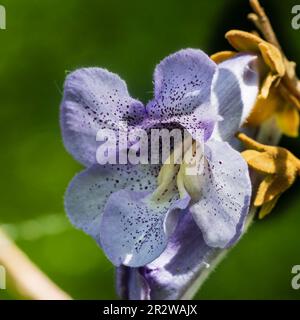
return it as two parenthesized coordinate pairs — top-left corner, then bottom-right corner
(0, 228), (71, 300)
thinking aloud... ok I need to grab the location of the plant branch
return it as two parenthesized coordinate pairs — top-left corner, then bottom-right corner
(249, 0), (281, 49)
(249, 0), (300, 99)
(0, 228), (71, 300)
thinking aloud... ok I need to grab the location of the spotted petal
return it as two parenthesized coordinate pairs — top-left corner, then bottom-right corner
(146, 49), (217, 140)
(65, 164), (159, 245)
(190, 139), (251, 248)
(117, 212), (217, 300)
(99, 190), (190, 267)
(60, 68), (145, 166)
(211, 53), (259, 141)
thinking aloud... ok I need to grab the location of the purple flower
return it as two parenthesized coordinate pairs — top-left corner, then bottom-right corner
(60, 49), (259, 298)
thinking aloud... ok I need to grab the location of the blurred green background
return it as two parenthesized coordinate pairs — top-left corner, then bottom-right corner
(0, 0), (300, 299)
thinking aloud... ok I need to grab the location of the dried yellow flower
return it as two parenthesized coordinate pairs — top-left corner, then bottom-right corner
(226, 30), (285, 76)
(275, 103), (299, 138)
(222, 11), (300, 137)
(210, 51), (236, 64)
(225, 30), (262, 52)
(246, 87), (280, 125)
(237, 132), (300, 218)
(247, 86), (300, 137)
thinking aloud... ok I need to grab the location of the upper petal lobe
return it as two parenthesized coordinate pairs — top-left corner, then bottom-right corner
(146, 49), (217, 140)
(61, 68), (145, 166)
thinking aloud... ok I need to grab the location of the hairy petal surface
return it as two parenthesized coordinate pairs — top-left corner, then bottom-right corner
(117, 212), (218, 300)
(190, 140), (252, 248)
(100, 190), (190, 267)
(211, 53), (259, 141)
(61, 68), (145, 166)
(146, 49), (217, 140)
(65, 164), (159, 245)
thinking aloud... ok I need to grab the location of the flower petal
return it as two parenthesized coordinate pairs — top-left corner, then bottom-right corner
(225, 30), (262, 52)
(254, 174), (296, 206)
(116, 266), (150, 300)
(258, 42), (285, 77)
(276, 103), (299, 137)
(258, 195), (280, 219)
(99, 189), (190, 267)
(242, 150), (277, 174)
(210, 51), (237, 64)
(225, 30), (285, 77)
(119, 212), (218, 300)
(65, 164), (159, 244)
(260, 72), (279, 99)
(60, 68), (145, 166)
(146, 49), (217, 140)
(247, 87), (281, 126)
(190, 140), (252, 248)
(211, 53), (259, 140)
